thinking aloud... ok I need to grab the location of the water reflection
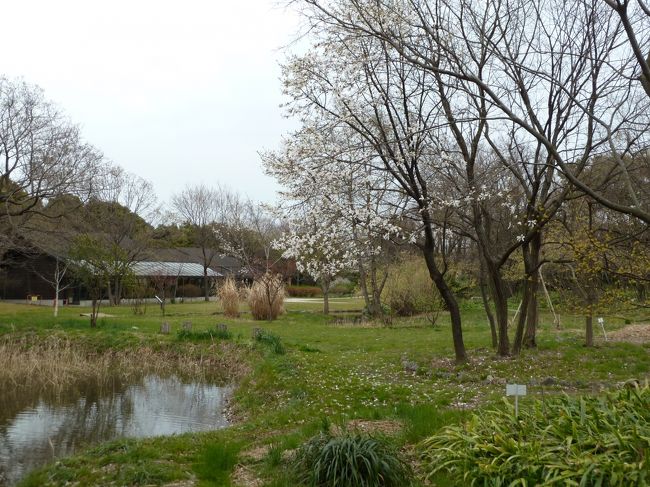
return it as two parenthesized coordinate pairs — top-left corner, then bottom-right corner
(0, 375), (230, 485)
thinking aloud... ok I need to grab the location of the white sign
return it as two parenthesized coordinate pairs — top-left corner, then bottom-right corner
(506, 384), (527, 417)
(506, 384), (527, 396)
(597, 317), (608, 341)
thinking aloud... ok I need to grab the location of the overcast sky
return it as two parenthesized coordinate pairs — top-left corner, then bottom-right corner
(3, 0), (300, 205)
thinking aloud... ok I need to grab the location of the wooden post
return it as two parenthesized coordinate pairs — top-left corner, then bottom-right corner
(160, 322), (171, 334)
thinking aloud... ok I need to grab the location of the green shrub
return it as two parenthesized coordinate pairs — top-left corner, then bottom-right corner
(287, 285), (323, 297)
(293, 433), (412, 487)
(383, 257), (442, 316)
(420, 384), (650, 486)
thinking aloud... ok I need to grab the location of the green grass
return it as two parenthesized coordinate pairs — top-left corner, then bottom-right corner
(194, 439), (241, 486)
(2, 298), (648, 486)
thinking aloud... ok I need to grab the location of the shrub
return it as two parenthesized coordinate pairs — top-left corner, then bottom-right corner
(420, 384), (650, 486)
(329, 277), (356, 296)
(293, 432), (412, 487)
(248, 273), (285, 321)
(383, 257), (442, 317)
(287, 285), (323, 297)
(218, 277), (240, 318)
(176, 283), (203, 298)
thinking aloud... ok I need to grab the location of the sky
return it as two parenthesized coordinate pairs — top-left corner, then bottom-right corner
(2, 0), (301, 205)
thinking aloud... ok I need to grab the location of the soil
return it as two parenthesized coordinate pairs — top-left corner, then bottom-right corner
(606, 323), (650, 344)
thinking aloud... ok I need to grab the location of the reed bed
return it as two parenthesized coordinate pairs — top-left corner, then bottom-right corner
(0, 334), (250, 394)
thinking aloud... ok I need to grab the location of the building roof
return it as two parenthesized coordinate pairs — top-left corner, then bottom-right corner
(144, 248), (242, 269)
(131, 261), (221, 278)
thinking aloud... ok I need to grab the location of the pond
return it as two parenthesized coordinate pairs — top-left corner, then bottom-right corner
(0, 375), (231, 486)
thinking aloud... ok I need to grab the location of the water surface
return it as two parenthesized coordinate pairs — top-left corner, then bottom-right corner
(0, 375), (230, 485)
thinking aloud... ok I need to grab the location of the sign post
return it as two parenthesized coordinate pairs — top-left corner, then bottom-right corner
(597, 317), (608, 341)
(506, 384), (527, 418)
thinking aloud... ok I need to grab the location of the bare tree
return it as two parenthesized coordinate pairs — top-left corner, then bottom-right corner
(301, 0), (650, 225)
(34, 255), (71, 317)
(171, 184), (226, 301)
(84, 166), (157, 305)
(603, 0), (650, 97)
(0, 77), (103, 255)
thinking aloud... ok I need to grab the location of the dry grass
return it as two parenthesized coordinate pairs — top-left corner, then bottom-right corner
(218, 276), (241, 318)
(247, 274), (285, 321)
(0, 334), (250, 394)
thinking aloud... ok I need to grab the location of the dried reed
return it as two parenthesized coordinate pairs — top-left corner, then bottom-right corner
(247, 273), (285, 321)
(218, 276), (240, 318)
(0, 334), (250, 394)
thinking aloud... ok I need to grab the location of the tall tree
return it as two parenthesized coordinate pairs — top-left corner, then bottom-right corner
(171, 185), (225, 301)
(0, 77), (103, 255)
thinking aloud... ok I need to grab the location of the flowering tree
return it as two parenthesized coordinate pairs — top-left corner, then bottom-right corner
(264, 123), (403, 318)
(275, 213), (357, 315)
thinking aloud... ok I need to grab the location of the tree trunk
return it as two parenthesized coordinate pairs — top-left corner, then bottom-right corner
(114, 278), (122, 306)
(91, 298), (98, 327)
(523, 234), (542, 348)
(203, 267), (210, 302)
(53, 281), (60, 318)
(422, 234), (466, 362)
(585, 313), (594, 347)
(485, 259), (510, 356)
(512, 279), (531, 355)
(479, 260), (497, 348)
(321, 276), (330, 315)
(358, 263), (371, 312)
(107, 283), (114, 307)
(637, 282), (647, 303)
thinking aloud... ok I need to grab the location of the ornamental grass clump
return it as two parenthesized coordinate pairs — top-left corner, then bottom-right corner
(293, 432), (412, 487)
(218, 276), (240, 318)
(420, 383), (650, 486)
(247, 273), (285, 321)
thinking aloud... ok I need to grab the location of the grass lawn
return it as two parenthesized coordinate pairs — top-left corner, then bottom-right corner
(1, 298), (648, 486)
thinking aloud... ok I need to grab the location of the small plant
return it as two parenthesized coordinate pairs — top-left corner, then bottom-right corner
(293, 432), (412, 487)
(266, 442), (284, 467)
(253, 329), (285, 355)
(218, 277), (241, 318)
(248, 273), (285, 321)
(420, 384), (650, 486)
